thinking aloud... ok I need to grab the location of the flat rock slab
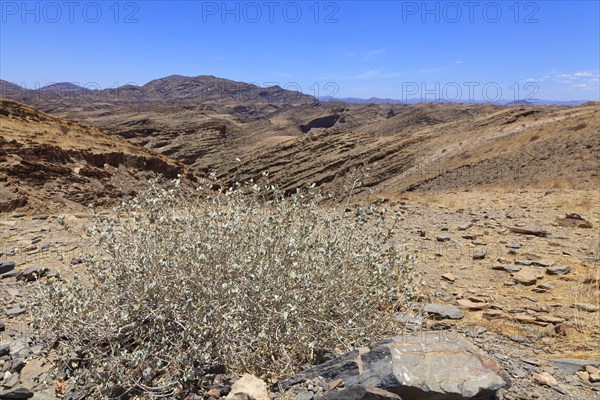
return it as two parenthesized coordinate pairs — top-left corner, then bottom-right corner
(0, 261), (16, 275)
(0, 387), (34, 399)
(550, 359), (600, 374)
(508, 227), (548, 237)
(546, 266), (571, 275)
(423, 303), (464, 320)
(278, 336), (509, 400)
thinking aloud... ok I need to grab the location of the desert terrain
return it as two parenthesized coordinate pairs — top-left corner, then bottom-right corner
(0, 77), (599, 399)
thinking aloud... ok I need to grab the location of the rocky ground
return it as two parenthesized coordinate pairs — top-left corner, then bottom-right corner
(1, 188), (597, 399)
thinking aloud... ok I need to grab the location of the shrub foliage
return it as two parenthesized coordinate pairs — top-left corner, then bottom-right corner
(35, 179), (420, 397)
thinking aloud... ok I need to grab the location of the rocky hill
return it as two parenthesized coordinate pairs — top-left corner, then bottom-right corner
(0, 99), (194, 212)
(1, 76), (599, 203)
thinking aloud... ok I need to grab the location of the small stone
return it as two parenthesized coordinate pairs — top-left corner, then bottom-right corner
(473, 251), (486, 260)
(506, 243), (521, 249)
(16, 266), (48, 282)
(513, 269), (537, 285)
(5, 306), (26, 317)
(550, 359), (600, 374)
(555, 322), (576, 336)
(436, 235), (451, 242)
(515, 314), (536, 323)
(573, 303), (598, 313)
(296, 392), (314, 400)
(493, 265), (521, 273)
(2, 371), (19, 388)
(458, 222), (473, 231)
(576, 371), (590, 382)
(533, 283), (553, 292)
(533, 372), (558, 387)
(522, 358), (542, 367)
(0, 262), (16, 275)
(546, 266), (571, 275)
(457, 299), (488, 310)
(533, 259), (554, 267)
(0, 387), (34, 399)
(328, 379), (343, 390)
(482, 310), (504, 319)
(509, 227), (548, 237)
(586, 366), (600, 375)
(515, 259), (533, 266)
(536, 314), (565, 324)
(423, 303), (463, 319)
(441, 273), (456, 282)
(590, 373), (600, 383)
(225, 374), (269, 400)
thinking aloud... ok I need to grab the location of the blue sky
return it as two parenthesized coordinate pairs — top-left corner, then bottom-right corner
(1, 1), (599, 101)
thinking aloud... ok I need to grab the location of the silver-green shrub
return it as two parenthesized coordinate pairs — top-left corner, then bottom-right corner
(35, 178), (420, 397)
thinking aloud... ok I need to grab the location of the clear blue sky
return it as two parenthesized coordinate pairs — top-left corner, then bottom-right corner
(1, 1), (599, 101)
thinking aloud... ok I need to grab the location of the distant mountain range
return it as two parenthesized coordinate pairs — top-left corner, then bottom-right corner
(1, 76), (591, 107)
(0, 75), (318, 106)
(321, 96), (590, 106)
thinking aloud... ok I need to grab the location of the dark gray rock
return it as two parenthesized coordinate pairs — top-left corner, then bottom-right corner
(492, 265), (521, 273)
(0, 261), (16, 275)
(423, 303), (464, 320)
(0, 387), (34, 399)
(550, 359), (600, 374)
(276, 349), (362, 391)
(436, 235), (451, 242)
(16, 266), (48, 282)
(0, 343), (10, 357)
(6, 305), (26, 317)
(321, 385), (401, 400)
(1, 270), (20, 279)
(515, 259), (533, 266)
(546, 266), (571, 275)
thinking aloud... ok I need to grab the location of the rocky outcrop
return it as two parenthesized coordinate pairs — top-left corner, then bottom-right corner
(277, 335), (510, 400)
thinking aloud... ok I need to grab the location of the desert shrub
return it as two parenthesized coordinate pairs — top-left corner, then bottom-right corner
(34, 178), (420, 398)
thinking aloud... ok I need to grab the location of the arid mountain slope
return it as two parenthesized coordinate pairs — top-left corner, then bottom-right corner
(0, 99), (193, 212)
(213, 102), (600, 196)
(2, 76), (599, 200)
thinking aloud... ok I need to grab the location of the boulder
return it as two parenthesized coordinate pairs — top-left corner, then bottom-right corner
(278, 335), (509, 400)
